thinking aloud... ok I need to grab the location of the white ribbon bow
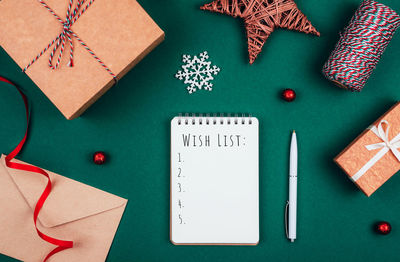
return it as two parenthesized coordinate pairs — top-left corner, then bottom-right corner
(351, 120), (400, 182)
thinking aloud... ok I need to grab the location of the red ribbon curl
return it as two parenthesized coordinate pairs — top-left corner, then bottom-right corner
(0, 76), (73, 262)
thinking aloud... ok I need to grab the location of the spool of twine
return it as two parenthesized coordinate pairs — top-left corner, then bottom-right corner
(322, 0), (400, 92)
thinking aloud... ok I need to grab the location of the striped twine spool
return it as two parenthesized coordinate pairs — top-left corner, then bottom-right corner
(322, 0), (400, 92)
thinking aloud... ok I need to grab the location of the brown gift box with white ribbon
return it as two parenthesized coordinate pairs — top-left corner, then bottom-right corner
(0, 0), (164, 119)
(335, 102), (400, 196)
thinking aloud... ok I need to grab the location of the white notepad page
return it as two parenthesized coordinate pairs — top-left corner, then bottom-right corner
(170, 115), (259, 245)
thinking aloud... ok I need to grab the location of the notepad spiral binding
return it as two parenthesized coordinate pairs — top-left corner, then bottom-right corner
(177, 113), (253, 125)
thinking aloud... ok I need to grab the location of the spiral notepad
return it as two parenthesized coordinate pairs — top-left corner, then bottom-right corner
(170, 114), (259, 245)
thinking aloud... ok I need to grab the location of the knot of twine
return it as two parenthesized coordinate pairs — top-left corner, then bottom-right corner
(23, 0), (116, 80)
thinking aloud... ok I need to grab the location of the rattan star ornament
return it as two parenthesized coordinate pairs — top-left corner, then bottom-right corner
(201, 0), (320, 64)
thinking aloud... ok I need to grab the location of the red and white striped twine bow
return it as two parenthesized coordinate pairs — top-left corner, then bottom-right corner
(23, 0), (116, 80)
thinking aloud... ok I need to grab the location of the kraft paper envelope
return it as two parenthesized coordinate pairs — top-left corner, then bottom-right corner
(0, 155), (127, 261)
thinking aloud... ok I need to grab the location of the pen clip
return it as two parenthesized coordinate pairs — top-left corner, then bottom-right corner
(285, 201), (289, 239)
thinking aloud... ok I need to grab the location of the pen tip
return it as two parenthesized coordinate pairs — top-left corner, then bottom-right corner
(292, 130), (295, 133)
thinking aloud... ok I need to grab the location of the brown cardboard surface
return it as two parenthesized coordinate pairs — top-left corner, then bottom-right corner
(335, 102), (400, 196)
(0, 0), (164, 119)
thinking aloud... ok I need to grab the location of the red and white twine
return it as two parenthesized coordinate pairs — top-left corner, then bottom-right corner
(322, 0), (400, 92)
(23, 0), (116, 80)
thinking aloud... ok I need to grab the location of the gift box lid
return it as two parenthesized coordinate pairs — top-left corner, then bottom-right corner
(0, 0), (164, 119)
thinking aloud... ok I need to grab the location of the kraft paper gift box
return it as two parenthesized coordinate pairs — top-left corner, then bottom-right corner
(335, 102), (400, 196)
(0, 0), (164, 119)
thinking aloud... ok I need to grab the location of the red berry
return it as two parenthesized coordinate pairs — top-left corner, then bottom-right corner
(375, 221), (391, 235)
(93, 151), (106, 165)
(282, 88), (296, 102)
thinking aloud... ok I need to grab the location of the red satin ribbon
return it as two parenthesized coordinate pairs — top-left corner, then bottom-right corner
(0, 76), (73, 261)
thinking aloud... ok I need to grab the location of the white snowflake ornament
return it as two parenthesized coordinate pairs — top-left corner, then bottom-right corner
(175, 51), (220, 94)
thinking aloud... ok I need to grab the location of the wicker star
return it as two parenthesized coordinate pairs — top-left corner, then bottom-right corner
(201, 0), (320, 64)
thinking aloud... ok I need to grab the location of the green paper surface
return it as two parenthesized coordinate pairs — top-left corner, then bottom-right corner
(1, 0), (400, 261)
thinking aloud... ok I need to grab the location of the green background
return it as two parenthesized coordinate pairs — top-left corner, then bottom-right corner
(1, 0), (400, 261)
